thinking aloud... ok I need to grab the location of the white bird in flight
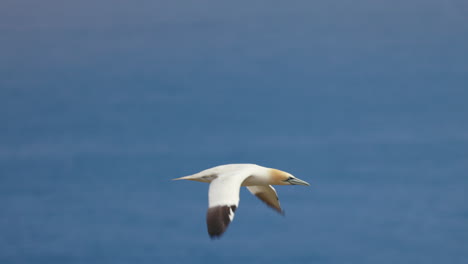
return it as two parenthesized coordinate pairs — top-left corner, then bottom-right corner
(173, 164), (310, 238)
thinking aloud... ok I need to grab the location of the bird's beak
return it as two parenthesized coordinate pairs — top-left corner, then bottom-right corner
(288, 177), (310, 186)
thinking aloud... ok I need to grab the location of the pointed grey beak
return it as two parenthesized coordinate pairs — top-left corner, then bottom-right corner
(288, 177), (310, 186)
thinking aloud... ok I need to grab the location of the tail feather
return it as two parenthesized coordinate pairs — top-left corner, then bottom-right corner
(172, 175), (196, 181)
(172, 174), (216, 182)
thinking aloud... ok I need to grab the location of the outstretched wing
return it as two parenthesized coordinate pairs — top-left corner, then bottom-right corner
(247, 185), (284, 214)
(207, 170), (251, 238)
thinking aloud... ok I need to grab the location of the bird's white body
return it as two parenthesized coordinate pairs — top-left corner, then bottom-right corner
(180, 164), (270, 184)
(174, 163), (309, 238)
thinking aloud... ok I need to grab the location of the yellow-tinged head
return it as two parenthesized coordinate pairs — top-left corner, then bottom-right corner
(270, 169), (310, 186)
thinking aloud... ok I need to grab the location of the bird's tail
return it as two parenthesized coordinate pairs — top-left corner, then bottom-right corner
(172, 175), (198, 181)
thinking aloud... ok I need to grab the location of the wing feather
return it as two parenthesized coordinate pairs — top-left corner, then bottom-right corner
(206, 171), (251, 238)
(247, 185), (284, 214)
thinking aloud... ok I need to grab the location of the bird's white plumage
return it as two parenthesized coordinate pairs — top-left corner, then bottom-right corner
(208, 170), (251, 208)
(173, 163), (310, 238)
(227, 207), (235, 221)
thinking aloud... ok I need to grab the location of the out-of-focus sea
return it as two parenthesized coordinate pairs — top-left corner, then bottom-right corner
(1, 1), (467, 263)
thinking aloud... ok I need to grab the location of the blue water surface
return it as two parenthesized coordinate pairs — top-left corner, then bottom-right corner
(1, 1), (467, 263)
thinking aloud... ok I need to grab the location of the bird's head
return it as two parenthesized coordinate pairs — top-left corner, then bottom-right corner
(270, 169), (310, 186)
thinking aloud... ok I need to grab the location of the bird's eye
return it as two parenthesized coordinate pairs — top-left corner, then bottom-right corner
(283, 176), (294, 182)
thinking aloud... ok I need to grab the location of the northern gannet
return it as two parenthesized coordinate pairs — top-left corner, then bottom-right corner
(174, 164), (310, 238)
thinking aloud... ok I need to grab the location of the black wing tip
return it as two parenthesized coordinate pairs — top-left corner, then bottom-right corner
(206, 205), (237, 239)
(208, 226), (225, 239)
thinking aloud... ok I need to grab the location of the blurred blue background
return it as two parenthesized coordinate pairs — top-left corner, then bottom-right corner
(1, 1), (467, 263)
